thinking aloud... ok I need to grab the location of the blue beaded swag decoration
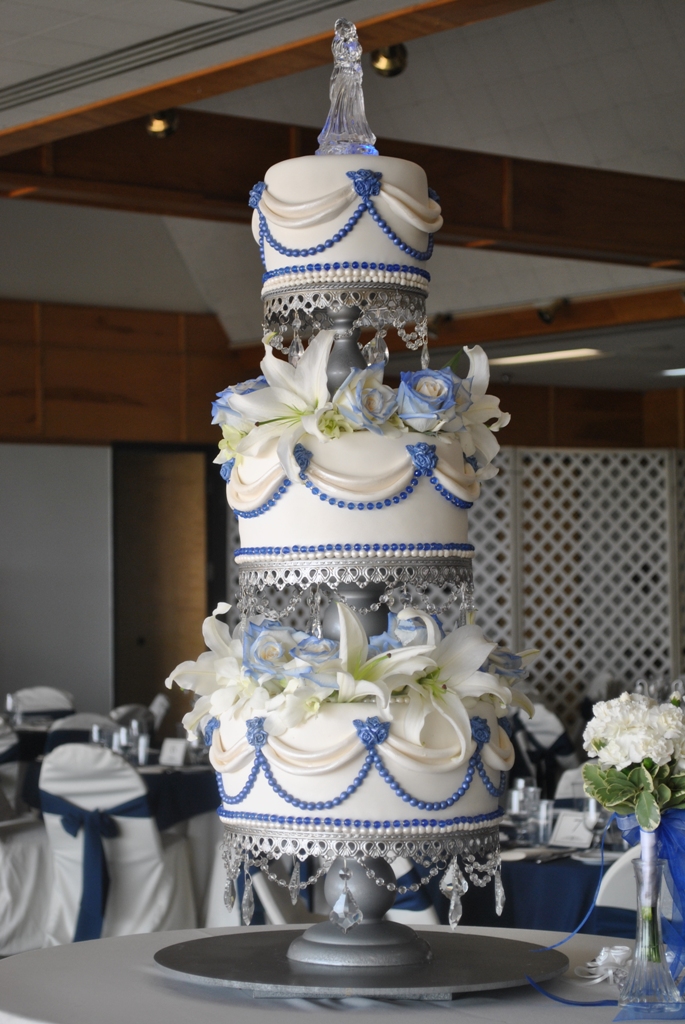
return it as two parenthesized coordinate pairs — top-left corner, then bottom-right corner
(215, 714), (506, 819)
(250, 168), (436, 267)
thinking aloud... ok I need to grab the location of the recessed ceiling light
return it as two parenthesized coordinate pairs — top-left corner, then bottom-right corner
(146, 110), (179, 138)
(489, 348), (604, 366)
(662, 367), (685, 377)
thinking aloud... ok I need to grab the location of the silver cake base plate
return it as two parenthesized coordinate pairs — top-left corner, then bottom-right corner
(154, 929), (569, 1000)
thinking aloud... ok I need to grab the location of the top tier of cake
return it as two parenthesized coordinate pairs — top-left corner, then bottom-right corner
(250, 155), (443, 300)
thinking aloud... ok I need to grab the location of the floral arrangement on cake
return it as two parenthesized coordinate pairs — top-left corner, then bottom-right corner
(212, 333), (509, 485)
(166, 601), (536, 754)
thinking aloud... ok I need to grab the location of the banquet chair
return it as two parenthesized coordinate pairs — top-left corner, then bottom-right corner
(9, 687), (74, 721)
(0, 719), (20, 811)
(594, 847), (674, 938)
(385, 857), (440, 925)
(44, 713), (115, 754)
(40, 744), (196, 945)
(0, 817), (53, 955)
(554, 766), (584, 801)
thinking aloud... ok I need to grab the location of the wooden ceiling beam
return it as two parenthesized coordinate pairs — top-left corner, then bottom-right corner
(392, 285), (685, 352)
(0, 0), (549, 158)
(2, 110), (684, 268)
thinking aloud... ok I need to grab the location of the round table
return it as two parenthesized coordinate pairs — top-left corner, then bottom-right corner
(0, 925), (626, 1024)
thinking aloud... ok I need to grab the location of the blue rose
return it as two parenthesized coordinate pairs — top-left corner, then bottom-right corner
(212, 376), (268, 426)
(366, 631), (402, 658)
(242, 619), (300, 680)
(293, 636), (339, 666)
(333, 365), (397, 434)
(397, 369), (456, 433)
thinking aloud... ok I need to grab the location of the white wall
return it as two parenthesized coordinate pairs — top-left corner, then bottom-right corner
(0, 444), (113, 714)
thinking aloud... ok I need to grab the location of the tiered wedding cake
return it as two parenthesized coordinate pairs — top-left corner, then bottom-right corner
(167, 19), (534, 939)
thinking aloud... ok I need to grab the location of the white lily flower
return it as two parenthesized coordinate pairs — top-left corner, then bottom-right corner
(445, 346), (510, 468)
(335, 602), (435, 710)
(165, 602), (243, 697)
(229, 331), (336, 481)
(396, 611), (507, 746)
(263, 678), (336, 737)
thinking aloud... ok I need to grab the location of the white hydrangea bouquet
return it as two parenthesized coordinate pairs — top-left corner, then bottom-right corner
(582, 692), (685, 1007)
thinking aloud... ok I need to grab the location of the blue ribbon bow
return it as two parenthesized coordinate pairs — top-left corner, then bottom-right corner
(617, 808), (685, 988)
(40, 789), (151, 942)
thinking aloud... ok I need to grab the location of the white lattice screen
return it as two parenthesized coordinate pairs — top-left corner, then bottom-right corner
(226, 447), (683, 727)
(471, 448), (680, 727)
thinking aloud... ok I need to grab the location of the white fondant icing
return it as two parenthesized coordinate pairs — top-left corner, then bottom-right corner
(230, 430), (477, 551)
(252, 155), (441, 278)
(212, 701), (507, 827)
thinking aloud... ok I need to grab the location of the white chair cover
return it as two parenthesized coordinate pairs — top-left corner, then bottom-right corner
(0, 721), (20, 810)
(40, 744), (196, 945)
(554, 766), (584, 800)
(0, 819), (53, 955)
(597, 846), (673, 918)
(385, 856), (440, 925)
(48, 713), (113, 733)
(11, 687), (74, 715)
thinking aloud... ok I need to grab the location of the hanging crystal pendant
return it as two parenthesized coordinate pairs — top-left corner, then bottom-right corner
(439, 858), (456, 897)
(362, 330), (389, 366)
(289, 860), (301, 906)
(224, 876), (235, 912)
(288, 317), (304, 367)
(329, 864), (363, 932)
(494, 868), (505, 916)
(440, 858), (469, 930)
(420, 343), (430, 369)
(241, 870), (255, 926)
(448, 885), (463, 930)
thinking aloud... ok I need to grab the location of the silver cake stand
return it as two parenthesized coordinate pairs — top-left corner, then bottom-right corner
(154, 929), (569, 1000)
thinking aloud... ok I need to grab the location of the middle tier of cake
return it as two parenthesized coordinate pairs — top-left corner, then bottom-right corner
(230, 431), (478, 561)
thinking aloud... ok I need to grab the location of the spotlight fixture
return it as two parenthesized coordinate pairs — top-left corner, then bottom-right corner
(489, 348), (603, 366)
(371, 44), (408, 77)
(536, 298), (569, 324)
(662, 367), (685, 377)
(145, 110), (179, 138)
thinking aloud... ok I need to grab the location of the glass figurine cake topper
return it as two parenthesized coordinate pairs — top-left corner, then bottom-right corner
(316, 19), (378, 156)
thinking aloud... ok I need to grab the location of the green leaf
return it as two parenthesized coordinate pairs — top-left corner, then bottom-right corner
(629, 765), (654, 793)
(669, 774), (685, 794)
(657, 765), (671, 781)
(636, 790), (661, 831)
(656, 783), (672, 807)
(612, 802), (637, 816)
(667, 795), (685, 809)
(582, 763), (606, 798)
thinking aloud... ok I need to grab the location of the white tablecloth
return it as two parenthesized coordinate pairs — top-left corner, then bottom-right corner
(0, 925), (626, 1024)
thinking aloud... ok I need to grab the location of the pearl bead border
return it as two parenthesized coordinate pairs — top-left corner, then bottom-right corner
(262, 265), (430, 297)
(234, 542), (475, 564)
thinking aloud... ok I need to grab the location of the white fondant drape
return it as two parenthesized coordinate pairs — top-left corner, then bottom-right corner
(258, 180), (443, 234)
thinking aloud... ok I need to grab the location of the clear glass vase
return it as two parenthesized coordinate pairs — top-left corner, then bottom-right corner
(618, 858), (681, 1011)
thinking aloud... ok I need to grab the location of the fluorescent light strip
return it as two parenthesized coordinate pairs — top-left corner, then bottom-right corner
(489, 347), (603, 367)
(662, 367), (685, 377)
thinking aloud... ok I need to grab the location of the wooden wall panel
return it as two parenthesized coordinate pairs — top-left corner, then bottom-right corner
(41, 303), (179, 352)
(114, 450), (206, 736)
(0, 344), (38, 437)
(0, 300), (34, 345)
(643, 389), (685, 448)
(42, 348), (183, 441)
(0, 298), (238, 445)
(553, 388), (643, 448)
